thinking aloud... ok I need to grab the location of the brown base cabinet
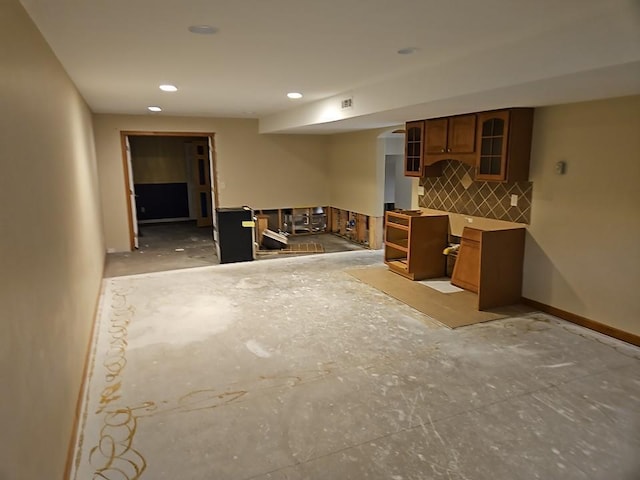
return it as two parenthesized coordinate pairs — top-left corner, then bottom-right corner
(384, 210), (449, 280)
(450, 227), (482, 293)
(384, 209), (527, 310)
(451, 227), (526, 310)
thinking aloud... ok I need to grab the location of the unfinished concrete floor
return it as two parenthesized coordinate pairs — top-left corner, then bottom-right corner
(104, 220), (365, 277)
(76, 250), (640, 479)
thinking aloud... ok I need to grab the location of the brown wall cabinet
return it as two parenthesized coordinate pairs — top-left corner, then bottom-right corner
(404, 121), (424, 177)
(406, 108), (534, 182)
(424, 114), (477, 168)
(475, 108), (534, 182)
(404, 120), (443, 178)
(384, 210), (448, 280)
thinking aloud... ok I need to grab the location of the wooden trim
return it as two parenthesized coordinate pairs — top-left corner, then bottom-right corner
(119, 133), (135, 251)
(422, 163), (443, 177)
(369, 216), (379, 248)
(424, 152), (475, 168)
(120, 130), (216, 137)
(119, 131), (216, 251)
(209, 135), (219, 210)
(63, 263), (105, 480)
(356, 213), (368, 243)
(521, 297), (640, 347)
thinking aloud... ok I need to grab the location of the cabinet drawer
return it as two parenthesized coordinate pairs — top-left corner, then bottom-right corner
(386, 210), (421, 227)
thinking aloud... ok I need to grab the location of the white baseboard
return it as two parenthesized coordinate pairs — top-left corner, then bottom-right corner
(138, 217), (193, 224)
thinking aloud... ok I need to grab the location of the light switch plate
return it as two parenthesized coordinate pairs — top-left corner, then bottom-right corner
(510, 194), (518, 207)
(418, 186), (425, 195)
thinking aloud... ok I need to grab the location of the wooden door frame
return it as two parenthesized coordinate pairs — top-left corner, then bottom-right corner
(119, 130), (219, 251)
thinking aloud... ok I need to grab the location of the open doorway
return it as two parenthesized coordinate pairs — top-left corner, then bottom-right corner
(120, 131), (218, 260)
(381, 130), (413, 214)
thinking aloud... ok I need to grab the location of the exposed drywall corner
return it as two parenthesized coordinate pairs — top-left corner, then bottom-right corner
(328, 127), (401, 218)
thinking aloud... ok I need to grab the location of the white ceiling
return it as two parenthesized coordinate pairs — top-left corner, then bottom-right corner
(20, 0), (640, 133)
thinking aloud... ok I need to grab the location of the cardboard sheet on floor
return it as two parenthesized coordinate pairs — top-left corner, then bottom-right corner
(418, 278), (464, 294)
(346, 266), (532, 328)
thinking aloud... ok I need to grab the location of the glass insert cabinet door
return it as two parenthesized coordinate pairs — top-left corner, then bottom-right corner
(404, 120), (424, 177)
(476, 110), (510, 181)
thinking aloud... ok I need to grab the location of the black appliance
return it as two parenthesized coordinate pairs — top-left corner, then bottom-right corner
(215, 207), (255, 264)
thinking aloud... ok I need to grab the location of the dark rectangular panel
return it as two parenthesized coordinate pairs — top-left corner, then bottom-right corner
(200, 192), (208, 218)
(216, 208), (254, 264)
(134, 183), (189, 220)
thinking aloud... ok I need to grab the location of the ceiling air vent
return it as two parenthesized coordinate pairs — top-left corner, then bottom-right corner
(341, 97), (353, 109)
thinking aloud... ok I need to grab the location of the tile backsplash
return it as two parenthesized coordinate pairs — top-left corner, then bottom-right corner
(419, 160), (532, 224)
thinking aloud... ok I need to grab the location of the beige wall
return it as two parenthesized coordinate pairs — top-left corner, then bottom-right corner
(130, 136), (189, 184)
(0, 1), (105, 478)
(524, 96), (640, 336)
(328, 128), (391, 217)
(93, 115), (330, 251)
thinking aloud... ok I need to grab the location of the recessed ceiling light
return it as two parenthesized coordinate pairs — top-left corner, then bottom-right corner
(148, 106), (162, 112)
(159, 84), (178, 92)
(397, 47), (418, 55)
(287, 92), (303, 99)
(188, 25), (218, 35)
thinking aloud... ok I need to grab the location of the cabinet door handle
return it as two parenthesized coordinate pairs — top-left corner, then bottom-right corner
(441, 148), (445, 153)
(446, 148), (451, 152)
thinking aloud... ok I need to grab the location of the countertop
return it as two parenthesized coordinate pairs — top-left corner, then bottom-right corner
(418, 208), (527, 237)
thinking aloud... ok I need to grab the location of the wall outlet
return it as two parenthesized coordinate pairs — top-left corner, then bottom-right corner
(510, 194), (518, 207)
(417, 185), (425, 195)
